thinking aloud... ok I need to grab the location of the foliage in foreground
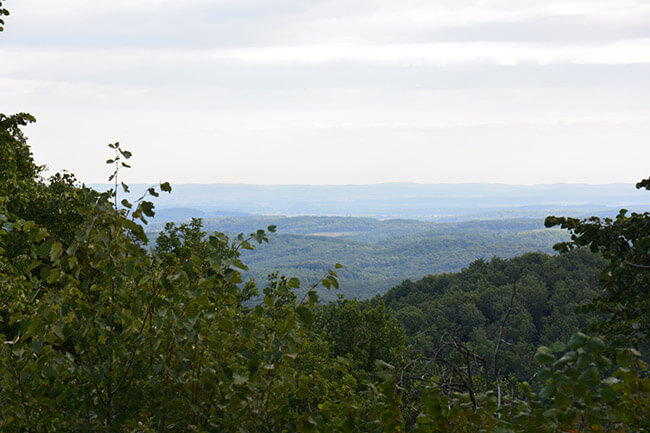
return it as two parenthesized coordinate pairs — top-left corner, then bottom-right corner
(546, 185), (650, 348)
(0, 113), (649, 432)
(0, 135), (362, 431)
(409, 333), (649, 433)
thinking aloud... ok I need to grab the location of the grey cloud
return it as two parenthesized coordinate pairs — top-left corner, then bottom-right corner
(5, 55), (650, 92)
(5, 1), (650, 49)
(2, 0), (335, 48)
(402, 14), (650, 44)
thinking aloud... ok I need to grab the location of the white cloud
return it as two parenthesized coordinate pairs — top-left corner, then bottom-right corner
(3, 38), (650, 90)
(2, 0), (650, 185)
(7, 0), (650, 48)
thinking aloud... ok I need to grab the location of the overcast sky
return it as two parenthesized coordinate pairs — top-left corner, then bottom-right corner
(2, 0), (650, 185)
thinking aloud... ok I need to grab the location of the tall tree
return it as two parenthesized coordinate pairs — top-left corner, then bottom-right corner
(546, 177), (650, 347)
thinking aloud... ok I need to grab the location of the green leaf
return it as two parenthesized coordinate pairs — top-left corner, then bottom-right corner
(599, 385), (618, 402)
(587, 408), (607, 423)
(575, 353), (591, 369)
(325, 275), (339, 289)
(277, 285), (290, 296)
(586, 336), (606, 352)
(539, 384), (556, 399)
(232, 373), (248, 385)
(30, 339), (42, 354)
(39, 240), (53, 256)
(567, 332), (588, 349)
(308, 291), (319, 303)
(50, 242), (63, 260)
(554, 392), (570, 409)
(597, 354), (613, 371)
(578, 367), (599, 387)
(140, 201), (155, 217)
(616, 350), (633, 368)
(22, 220), (35, 232)
(75, 228), (88, 242)
(554, 350), (577, 368)
(534, 348), (555, 365)
(287, 277), (300, 288)
(34, 227), (48, 242)
(253, 229), (265, 243)
(537, 367), (552, 381)
(51, 325), (65, 341)
(321, 278), (331, 289)
(160, 181), (172, 193)
(549, 341), (566, 352)
(119, 149), (132, 159)
(542, 408), (556, 419)
(296, 306), (313, 327)
(66, 241), (78, 256)
(46, 269), (60, 284)
(215, 316), (234, 332)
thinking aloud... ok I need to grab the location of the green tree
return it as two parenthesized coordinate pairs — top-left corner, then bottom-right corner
(0, 0), (9, 32)
(0, 113), (101, 259)
(0, 113), (40, 184)
(382, 250), (603, 381)
(314, 297), (406, 381)
(546, 177), (650, 347)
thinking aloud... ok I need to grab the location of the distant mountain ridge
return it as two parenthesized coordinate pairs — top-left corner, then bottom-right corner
(89, 182), (650, 221)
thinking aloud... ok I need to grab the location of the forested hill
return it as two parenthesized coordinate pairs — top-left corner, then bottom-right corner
(196, 215), (559, 241)
(161, 216), (572, 299)
(378, 249), (605, 381)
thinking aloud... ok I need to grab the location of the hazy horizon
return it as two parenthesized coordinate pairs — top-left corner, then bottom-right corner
(86, 182), (650, 222)
(92, 180), (643, 187)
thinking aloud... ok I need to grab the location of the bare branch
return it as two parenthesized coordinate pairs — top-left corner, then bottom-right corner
(494, 280), (517, 411)
(623, 259), (650, 269)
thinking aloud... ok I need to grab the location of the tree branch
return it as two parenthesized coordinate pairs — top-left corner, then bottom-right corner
(494, 281), (517, 411)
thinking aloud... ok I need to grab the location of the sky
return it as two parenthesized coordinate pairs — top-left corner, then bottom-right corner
(1, 0), (650, 185)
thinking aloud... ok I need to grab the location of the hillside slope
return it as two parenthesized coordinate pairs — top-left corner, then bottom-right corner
(379, 249), (605, 380)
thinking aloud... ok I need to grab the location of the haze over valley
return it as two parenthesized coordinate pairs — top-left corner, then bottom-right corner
(107, 181), (650, 300)
(93, 182), (650, 221)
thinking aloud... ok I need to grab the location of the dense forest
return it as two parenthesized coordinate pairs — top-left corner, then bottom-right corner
(380, 250), (605, 381)
(242, 230), (568, 300)
(1, 5), (649, 430)
(149, 216), (568, 300)
(157, 215), (568, 240)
